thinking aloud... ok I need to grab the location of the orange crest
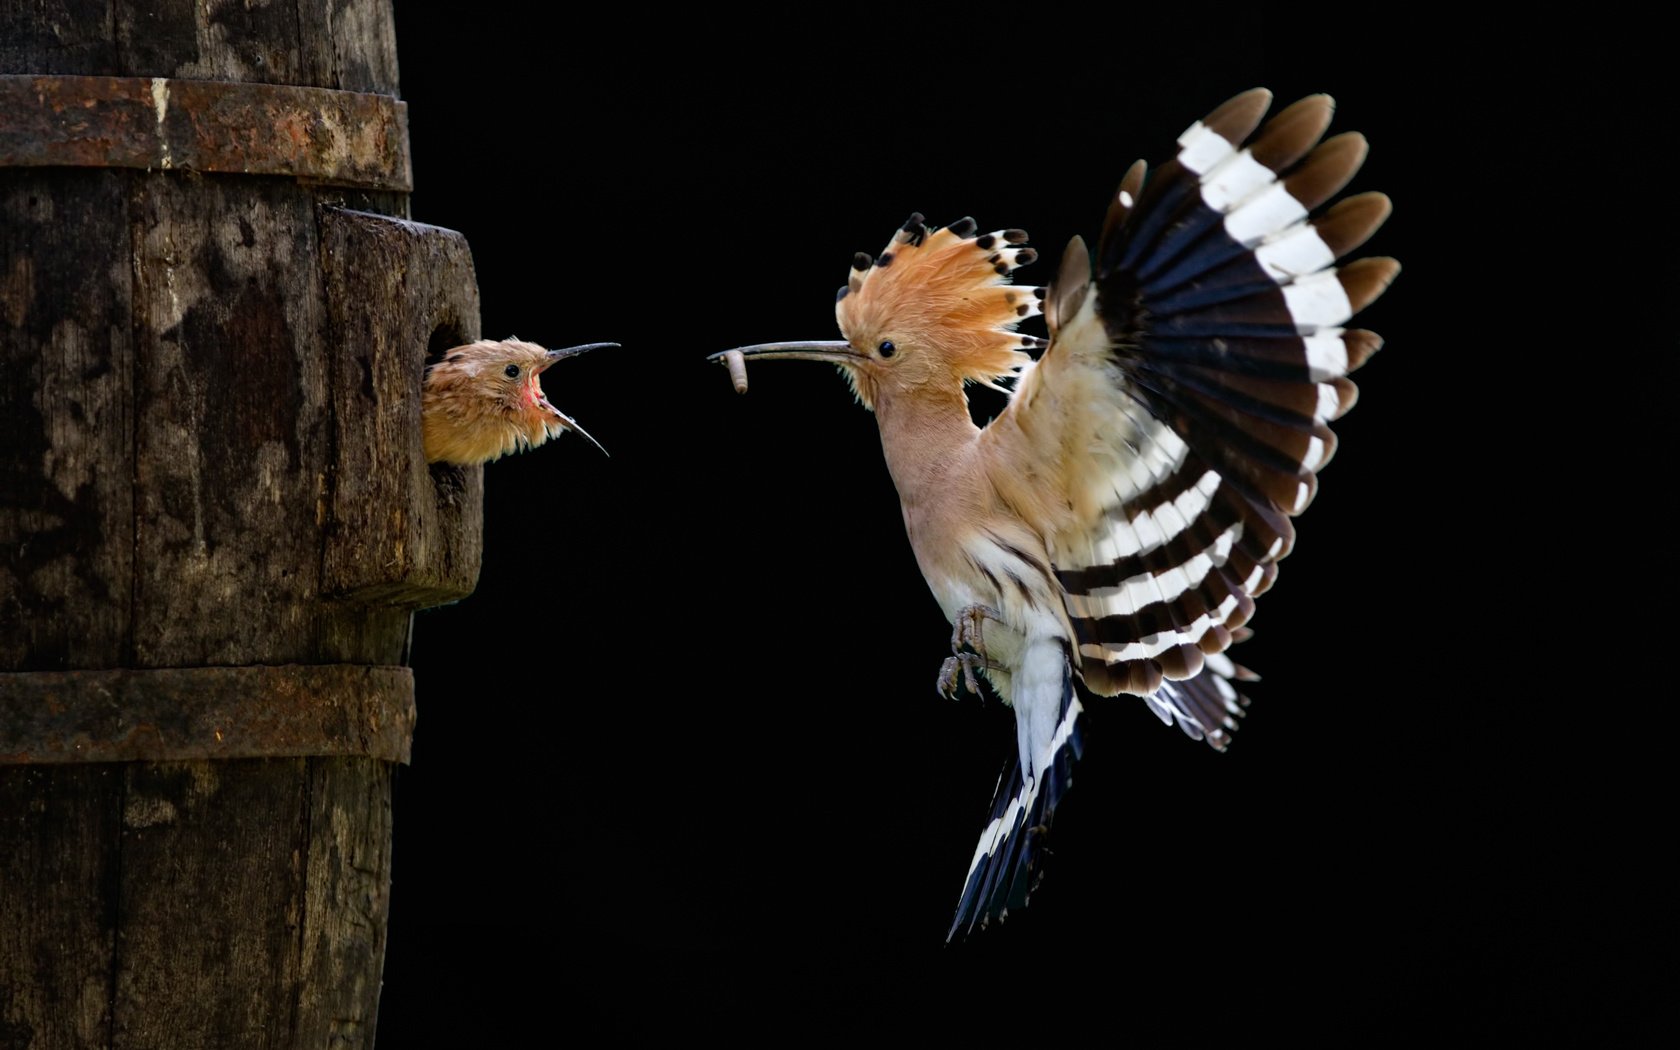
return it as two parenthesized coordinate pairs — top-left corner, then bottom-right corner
(836, 214), (1046, 392)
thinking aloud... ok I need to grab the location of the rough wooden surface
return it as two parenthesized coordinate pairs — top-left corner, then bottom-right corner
(113, 760), (308, 1050)
(321, 208), (485, 607)
(1, 3), (469, 1046)
(0, 665), (416, 765)
(0, 765), (122, 1048)
(1, 759), (398, 1050)
(0, 0), (399, 92)
(25, 178), (476, 671)
(0, 76), (413, 191)
(129, 175), (333, 668)
(0, 169), (134, 672)
(294, 759), (395, 1046)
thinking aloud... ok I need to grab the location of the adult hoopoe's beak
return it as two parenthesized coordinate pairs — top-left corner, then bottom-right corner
(708, 341), (864, 393)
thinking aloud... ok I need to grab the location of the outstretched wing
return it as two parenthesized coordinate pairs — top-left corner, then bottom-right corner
(983, 90), (1397, 745)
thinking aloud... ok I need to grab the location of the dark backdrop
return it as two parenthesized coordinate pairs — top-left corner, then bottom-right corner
(375, 14), (1649, 1042)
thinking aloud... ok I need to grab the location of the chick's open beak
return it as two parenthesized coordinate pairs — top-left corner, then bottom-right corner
(535, 341), (617, 456)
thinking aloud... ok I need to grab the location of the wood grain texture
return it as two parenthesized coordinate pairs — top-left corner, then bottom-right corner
(0, 1), (119, 75)
(321, 208), (484, 607)
(0, 665), (416, 765)
(294, 758), (395, 1046)
(127, 175), (333, 668)
(1, 759), (403, 1049)
(0, 765), (122, 1049)
(297, 0), (400, 94)
(0, 1), (397, 90)
(1, 3), (468, 1044)
(112, 759), (309, 1050)
(102, 759), (395, 1048)
(0, 169), (135, 673)
(115, 0), (311, 87)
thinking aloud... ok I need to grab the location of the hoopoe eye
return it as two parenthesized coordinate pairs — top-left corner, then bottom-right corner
(878, 341), (896, 359)
(504, 364), (521, 379)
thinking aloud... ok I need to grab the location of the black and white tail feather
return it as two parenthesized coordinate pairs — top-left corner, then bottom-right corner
(949, 89), (1395, 938)
(949, 645), (1086, 941)
(947, 650), (1250, 941)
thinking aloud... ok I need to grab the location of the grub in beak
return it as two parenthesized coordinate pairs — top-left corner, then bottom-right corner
(707, 340), (865, 394)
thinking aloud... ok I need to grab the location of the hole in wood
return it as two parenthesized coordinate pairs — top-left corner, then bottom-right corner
(423, 321), (474, 489)
(424, 321), (468, 370)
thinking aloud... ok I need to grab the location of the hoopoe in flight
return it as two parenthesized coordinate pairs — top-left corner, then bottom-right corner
(422, 338), (615, 465)
(710, 89), (1398, 939)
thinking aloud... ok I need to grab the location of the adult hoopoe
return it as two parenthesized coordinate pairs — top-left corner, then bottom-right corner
(422, 338), (616, 465)
(711, 89), (1397, 939)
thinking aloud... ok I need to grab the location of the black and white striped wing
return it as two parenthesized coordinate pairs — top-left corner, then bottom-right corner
(996, 90), (1397, 747)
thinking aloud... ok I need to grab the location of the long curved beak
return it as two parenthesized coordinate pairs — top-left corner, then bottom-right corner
(708, 341), (864, 394)
(533, 342), (615, 456)
(706, 340), (863, 366)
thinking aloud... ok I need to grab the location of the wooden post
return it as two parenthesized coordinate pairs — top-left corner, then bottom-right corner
(0, 5), (480, 1046)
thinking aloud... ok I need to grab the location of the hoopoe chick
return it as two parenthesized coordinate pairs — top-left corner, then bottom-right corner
(422, 338), (615, 465)
(711, 89), (1399, 939)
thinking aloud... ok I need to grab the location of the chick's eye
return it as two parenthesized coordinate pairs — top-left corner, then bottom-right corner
(504, 364), (521, 379)
(878, 341), (896, 359)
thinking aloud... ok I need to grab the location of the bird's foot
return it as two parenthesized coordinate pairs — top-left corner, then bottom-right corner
(951, 604), (1001, 661)
(939, 652), (996, 699)
(938, 604), (1003, 699)
(947, 604), (994, 655)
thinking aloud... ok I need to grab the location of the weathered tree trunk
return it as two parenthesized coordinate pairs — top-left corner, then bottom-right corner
(0, 5), (480, 1047)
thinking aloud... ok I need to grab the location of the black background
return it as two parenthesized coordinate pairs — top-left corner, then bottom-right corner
(375, 14), (1652, 1043)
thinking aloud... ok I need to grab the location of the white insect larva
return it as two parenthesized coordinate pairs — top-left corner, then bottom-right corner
(724, 349), (748, 394)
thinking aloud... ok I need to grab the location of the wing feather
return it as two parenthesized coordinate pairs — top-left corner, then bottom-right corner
(983, 90), (1396, 743)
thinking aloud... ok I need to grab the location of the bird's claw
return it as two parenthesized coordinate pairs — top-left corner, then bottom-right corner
(939, 604), (1003, 699)
(938, 653), (991, 699)
(951, 604), (1000, 662)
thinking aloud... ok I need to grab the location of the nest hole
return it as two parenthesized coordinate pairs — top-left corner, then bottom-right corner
(424, 321), (469, 370)
(424, 320), (477, 493)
